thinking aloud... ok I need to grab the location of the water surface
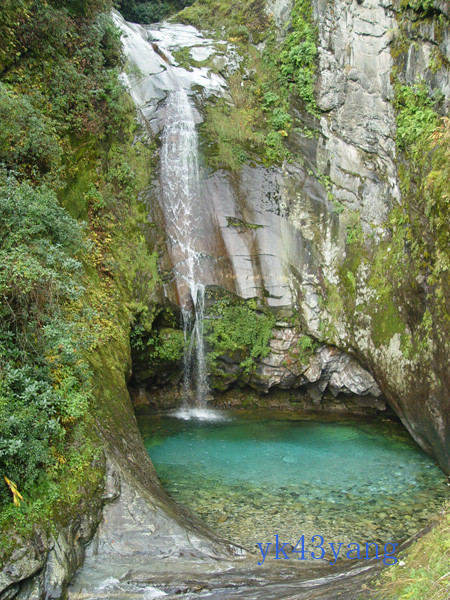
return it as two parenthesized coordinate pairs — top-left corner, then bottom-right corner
(139, 412), (447, 549)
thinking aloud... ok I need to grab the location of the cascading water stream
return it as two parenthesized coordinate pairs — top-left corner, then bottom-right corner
(160, 88), (210, 409)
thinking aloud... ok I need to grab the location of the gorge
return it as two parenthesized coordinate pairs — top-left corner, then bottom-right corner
(0, 1), (449, 599)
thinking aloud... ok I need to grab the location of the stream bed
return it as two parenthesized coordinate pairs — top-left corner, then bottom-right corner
(139, 411), (447, 551)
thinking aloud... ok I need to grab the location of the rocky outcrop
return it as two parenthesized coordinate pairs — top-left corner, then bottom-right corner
(314, 0), (400, 226)
(209, 322), (383, 403)
(0, 466), (105, 600)
(306, 0), (449, 473)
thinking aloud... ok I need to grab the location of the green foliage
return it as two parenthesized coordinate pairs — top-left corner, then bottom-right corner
(201, 81), (266, 171)
(399, 0), (437, 16)
(0, 429), (103, 560)
(389, 68), (449, 352)
(131, 324), (184, 364)
(2, 2), (124, 140)
(0, 0), (30, 72)
(205, 297), (275, 376)
(346, 216), (363, 246)
(0, 83), (61, 180)
(177, 0), (271, 43)
(295, 334), (317, 364)
(269, 107), (293, 131)
(278, 0), (319, 115)
(200, 44), (294, 170)
(332, 201), (345, 214)
(394, 82), (439, 151)
(0, 0), (158, 528)
(118, 0), (194, 23)
(0, 174), (91, 505)
(180, 0), (320, 169)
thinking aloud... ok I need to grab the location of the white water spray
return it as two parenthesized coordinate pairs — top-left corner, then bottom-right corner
(160, 88), (210, 408)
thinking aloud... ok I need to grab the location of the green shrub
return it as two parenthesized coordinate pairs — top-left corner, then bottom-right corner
(205, 298), (275, 375)
(131, 324), (185, 364)
(3, 2), (125, 141)
(118, 0), (195, 24)
(0, 174), (91, 505)
(278, 0), (319, 115)
(394, 82), (439, 151)
(399, 0), (436, 15)
(0, 84), (61, 179)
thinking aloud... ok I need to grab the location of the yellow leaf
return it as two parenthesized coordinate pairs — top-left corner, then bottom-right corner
(4, 476), (24, 506)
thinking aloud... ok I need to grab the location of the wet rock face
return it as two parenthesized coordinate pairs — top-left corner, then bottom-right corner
(266, 0), (295, 29)
(313, 0), (400, 228)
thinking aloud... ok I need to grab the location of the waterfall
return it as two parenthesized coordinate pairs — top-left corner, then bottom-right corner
(160, 88), (210, 408)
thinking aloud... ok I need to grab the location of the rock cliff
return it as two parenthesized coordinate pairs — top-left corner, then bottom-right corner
(119, 0), (449, 472)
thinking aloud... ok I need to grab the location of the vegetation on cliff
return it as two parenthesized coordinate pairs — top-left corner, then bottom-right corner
(178, 0), (319, 170)
(118, 0), (194, 23)
(319, 1), (449, 382)
(0, 0), (158, 558)
(205, 294), (275, 380)
(0, 0), (448, 596)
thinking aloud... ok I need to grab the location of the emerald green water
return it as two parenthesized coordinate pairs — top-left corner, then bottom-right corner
(139, 412), (447, 549)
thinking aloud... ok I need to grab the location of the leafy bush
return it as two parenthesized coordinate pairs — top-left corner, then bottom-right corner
(205, 298), (275, 375)
(46, 18), (125, 137)
(3, 1), (125, 140)
(394, 82), (439, 150)
(131, 324), (185, 363)
(0, 0), (30, 72)
(278, 0), (319, 115)
(0, 84), (61, 179)
(118, 0), (194, 24)
(0, 174), (91, 505)
(399, 0), (437, 15)
(270, 107), (293, 131)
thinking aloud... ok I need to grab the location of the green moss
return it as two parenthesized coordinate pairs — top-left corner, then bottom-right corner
(388, 9), (449, 355)
(319, 284), (343, 343)
(344, 210), (363, 246)
(371, 301), (406, 347)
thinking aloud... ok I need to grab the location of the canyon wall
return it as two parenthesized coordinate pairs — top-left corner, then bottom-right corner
(122, 0), (449, 473)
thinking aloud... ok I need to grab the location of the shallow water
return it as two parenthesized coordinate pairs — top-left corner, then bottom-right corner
(138, 411), (447, 550)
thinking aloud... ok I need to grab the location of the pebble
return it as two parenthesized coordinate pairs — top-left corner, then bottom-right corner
(162, 474), (444, 549)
